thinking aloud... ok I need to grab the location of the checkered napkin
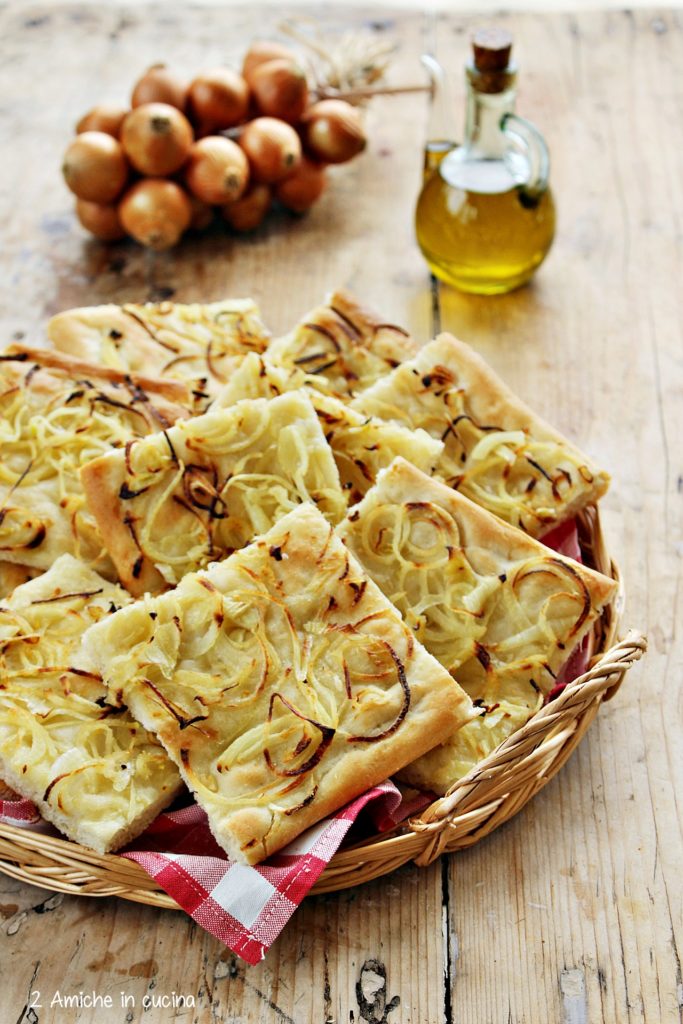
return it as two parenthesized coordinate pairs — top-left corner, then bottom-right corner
(0, 782), (430, 964)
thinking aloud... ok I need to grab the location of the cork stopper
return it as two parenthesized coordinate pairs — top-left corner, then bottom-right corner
(472, 28), (513, 72)
(468, 28), (516, 94)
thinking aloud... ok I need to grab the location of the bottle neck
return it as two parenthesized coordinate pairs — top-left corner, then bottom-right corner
(464, 78), (517, 160)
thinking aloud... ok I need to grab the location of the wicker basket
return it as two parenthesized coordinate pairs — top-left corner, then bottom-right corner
(0, 506), (646, 905)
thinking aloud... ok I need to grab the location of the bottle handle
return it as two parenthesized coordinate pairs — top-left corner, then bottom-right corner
(500, 112), (550, 195)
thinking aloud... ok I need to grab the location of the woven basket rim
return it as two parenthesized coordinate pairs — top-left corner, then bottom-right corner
(0, 506), (647, 904)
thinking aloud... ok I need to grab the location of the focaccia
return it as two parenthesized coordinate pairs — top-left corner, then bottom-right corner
(337, 458), (617, 792)
(80, 391), (347, 595)
(0, 346), (190, 575)
(47, 298), (270, 406)
(214, 352), (444, 504)
(351, 334), (610, 537)
(80, 504), (474, 864)
(0, 555), (182, 852)
(0, 562), (40, 600)
(266, 289), (417, 399)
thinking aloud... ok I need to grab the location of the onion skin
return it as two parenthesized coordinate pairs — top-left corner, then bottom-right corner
(185, 136), (249, 205)
(275, 158), (327, 213)
(188, 196), (214, 232)
(239, 117), (301, 184)
(242, 41), (298, 87)
(250, 59), (308, 124)
(301, 99), (366, 164)
(222, 183), (272, 232)
(188, 68), (250, 133)
(76, 104), (128, 139)
(75, 199), (126, 241)
(62, 131), (128, 203)
(118, 179), (191, 250)
(121, 102), (194, 176)
(132, 64), (188, 111)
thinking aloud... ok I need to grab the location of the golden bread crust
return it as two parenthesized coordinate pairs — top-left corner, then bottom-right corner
(80, 392), (347, 595)
(338, 458), (617, 792)
(351, 334), (610, 536)
(0, 555), (181, 852)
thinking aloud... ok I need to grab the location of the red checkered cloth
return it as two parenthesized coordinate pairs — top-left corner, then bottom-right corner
(0, 520), (587, 962)
(0, 782), (429, 964)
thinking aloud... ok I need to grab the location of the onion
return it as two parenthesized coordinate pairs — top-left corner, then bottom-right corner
(222, 183), (271, 232)
(121, 102), (193, 176)
(185, 136), (249, 204)
(75, 199), (126, 241)
(132, 64), (188, 111)
(239, 117), (301, 184)
(250, 59), (308, 124)
(275, 157), (327, 213)
(188, 196), (214, 231)
(301, 100), (366, 164)
(242, 41), (298, 87)
(62, 131), (128, 203)
(76, 104), (128, 139)
(188, 68), (249, 133)
(118, 179), (191, 250)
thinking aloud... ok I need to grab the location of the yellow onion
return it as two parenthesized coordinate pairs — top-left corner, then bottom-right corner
(121, 102), (193, 176)
(239, 117), (301, 183)
(301, 99), (366, 164)
(119, 179), (191, 250)
(250, 59), (308, 124)
(188, 69), (249, 133)
(132, 64), (188, 112)
(222, 184), (271, 232)
(76, 104), (128, 139)
(242, 41), (298, 87)
(75, 199), (126, 241)
(275, 158), (327, 213)
(185, 136), (249, 205)
(62, 131), (128, 203)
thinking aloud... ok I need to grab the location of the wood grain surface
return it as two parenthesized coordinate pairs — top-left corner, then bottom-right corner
(0, 4), (680, 1023)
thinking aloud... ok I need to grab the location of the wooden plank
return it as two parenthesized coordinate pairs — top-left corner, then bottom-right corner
(435, 9), (683, 1024)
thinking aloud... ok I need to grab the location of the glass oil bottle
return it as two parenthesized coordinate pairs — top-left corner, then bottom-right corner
(415, 29), (555, 295)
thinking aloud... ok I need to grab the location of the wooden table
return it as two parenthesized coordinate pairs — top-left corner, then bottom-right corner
(0, 4), (680, 1022)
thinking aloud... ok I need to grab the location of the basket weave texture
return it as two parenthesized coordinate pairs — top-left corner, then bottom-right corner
(0, 507), (646, 905)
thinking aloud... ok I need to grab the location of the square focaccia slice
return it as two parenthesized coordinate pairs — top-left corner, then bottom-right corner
(80, 391), (347, 595)
(0, 346), (190, 577)
(0, 555), (182, 852)
(266, 289), (417, 399)
(214, 352), (444, 504)
(337, 458), (617, 793)
(47, 298), (270, 408)
(80, 504), (474, 864)
(351, 334), (610, 537)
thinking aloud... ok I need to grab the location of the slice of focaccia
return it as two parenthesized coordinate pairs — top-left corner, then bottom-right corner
(47, 298), (270, 406)
(214, 352), (444, 504)
(337, 458), (617, 793)
(351, 334), (610, 537)
(266, 289), (417, 399)
(0, 562), (40, 600)
(80, 391), (347, 595)
(0, 555), (182, 853)
(0, 346), (190, 575)
(80, 504), (474, 865)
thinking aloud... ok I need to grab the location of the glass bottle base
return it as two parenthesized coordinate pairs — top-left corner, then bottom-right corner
(423, 253), (545, 295)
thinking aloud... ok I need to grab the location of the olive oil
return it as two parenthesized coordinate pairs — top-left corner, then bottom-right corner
(416, 158), (556, 294)
(415, 29), (555, 295)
